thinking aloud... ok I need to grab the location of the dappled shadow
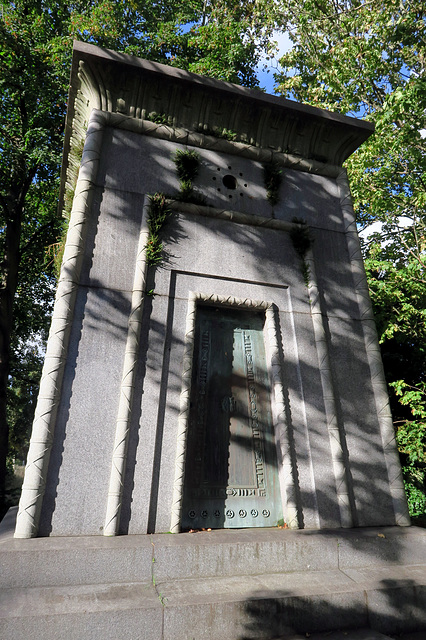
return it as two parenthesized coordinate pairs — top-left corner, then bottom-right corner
(34, 115), (411, 543)
(239, 578), (426, 639)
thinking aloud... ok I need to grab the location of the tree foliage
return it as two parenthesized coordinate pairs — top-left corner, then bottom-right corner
(0, 0), (276, 507)
(3, 0), (423, 521)
(275, 0), (426, 516)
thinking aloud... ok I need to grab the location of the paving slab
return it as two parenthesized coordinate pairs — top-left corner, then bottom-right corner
(0, 608), (164, 640)
(2, 519), (426, 639)
(0, 531), (154, 589)
(308, 630), (393, 639)
(0, 581), (160, 618)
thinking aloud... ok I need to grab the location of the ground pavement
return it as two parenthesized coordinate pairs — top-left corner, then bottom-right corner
(1, 507), (426, 640)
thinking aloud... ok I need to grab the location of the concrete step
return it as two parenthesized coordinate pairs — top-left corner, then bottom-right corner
(308, 629), (426, 640)
(304, 632), (394, 640)
(308, 631), (417, 640)
(2, 563), (426, 639)
(2, 509), (426, 640)
(3, 508), (426, 587)
(1, 581), (162, 640)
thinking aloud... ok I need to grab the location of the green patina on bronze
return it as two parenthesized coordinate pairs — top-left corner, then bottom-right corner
(181, 305), (283, 531)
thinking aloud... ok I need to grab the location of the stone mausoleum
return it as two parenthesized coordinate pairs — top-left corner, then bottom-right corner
(15, 41), (410, 539)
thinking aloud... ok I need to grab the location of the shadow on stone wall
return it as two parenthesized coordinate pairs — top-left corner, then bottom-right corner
(32, 128), (410, 537)
(104, 165), (399, 533)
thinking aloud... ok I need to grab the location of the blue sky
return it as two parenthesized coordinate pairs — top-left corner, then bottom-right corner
(256, 31), (292, 94)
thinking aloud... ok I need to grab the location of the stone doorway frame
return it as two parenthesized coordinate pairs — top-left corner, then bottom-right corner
(170, 291), (300, 533)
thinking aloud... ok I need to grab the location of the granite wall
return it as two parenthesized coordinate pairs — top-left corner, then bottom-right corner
(28, 124), (406, 535)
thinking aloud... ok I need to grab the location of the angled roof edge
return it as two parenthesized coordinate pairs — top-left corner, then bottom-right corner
(59, 41), (374, 214)
(71, 41), (374, 135)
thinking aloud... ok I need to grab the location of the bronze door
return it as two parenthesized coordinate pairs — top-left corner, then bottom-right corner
(181, 305), (283, 530)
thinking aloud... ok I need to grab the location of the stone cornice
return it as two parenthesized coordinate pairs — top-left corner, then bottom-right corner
(60, 41), (374, 215)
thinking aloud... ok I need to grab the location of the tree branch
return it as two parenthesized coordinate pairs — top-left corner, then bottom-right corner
(20, 220), (57, 257)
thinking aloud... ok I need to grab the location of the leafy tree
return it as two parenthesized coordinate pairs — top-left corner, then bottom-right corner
(0, 0), (276, 508)
(274, 0), (426, 516)
(392, 378), (426, 517)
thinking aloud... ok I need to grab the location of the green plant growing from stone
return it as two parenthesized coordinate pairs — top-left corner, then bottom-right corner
(178, 180), (195, 202)
(148, 111), (174, 126)
(146, 193), (172, 267)
(174, 149), (200, 183)
(263, 162), (282, 206)
(151, 541), (166, 606)
(173, 150), (206, 204)
(289, 218), (313, 287)
(195, 124), (238, 142)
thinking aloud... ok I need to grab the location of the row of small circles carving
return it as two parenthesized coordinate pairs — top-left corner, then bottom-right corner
(188, 508), (270, 519)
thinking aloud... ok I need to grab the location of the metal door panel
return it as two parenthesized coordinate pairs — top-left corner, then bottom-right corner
(181, 305), (283, 530)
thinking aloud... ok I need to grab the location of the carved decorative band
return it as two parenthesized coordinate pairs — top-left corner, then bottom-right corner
(185, 507), (271, 520)
(243, 331), (266, 490)
(193, 329), (210, 488)
(62, 104), (341, 214)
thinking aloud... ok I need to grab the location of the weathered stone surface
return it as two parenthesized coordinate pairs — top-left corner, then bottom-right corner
(39, 283), (132, 536)
(1, 606), (163, 640)
(309, 631), (395, 640)
(2, 522), (426, 639)
(16, 42), (408, 540)
(337, 526), (426, 568)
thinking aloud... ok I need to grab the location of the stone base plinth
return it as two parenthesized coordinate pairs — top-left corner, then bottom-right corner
(2, 508), (426, 639)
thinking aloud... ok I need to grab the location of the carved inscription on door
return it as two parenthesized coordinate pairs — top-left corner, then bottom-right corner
(181, 305), (283, 530)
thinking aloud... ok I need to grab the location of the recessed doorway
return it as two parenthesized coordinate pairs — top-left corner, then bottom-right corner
(181, 305), (283, 530)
